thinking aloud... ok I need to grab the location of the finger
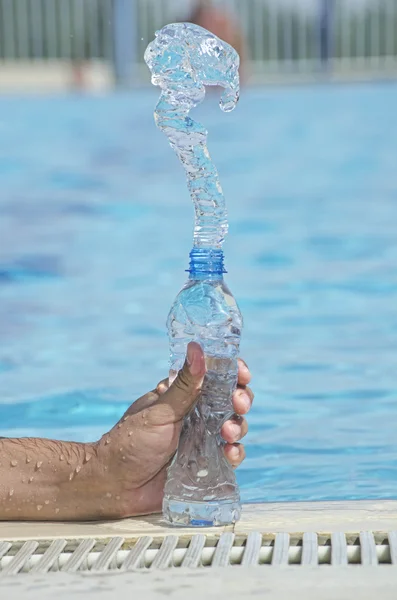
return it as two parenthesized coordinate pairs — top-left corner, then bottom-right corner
(123, 389), (160, 417)
(237, 358), (251, 386)
(224, 443), (246, 468)
(156, 378), (170, 395)
(148, 342), (206, 425)
(221, 416), (248, 443)
(232, 385), (254, 415)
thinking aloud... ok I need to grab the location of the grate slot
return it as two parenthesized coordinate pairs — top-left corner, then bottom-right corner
(1, 541), (38, 576)
(272, 533), (290, 565)
(241, 532), (262, 567)
(121, 536), (153, 571)
(212, 533), (235, 567)
(301, 532), (318, 566)
(360, 532), (378, 566)
(181, 534), (206, 569)
(331, 532), (348, 566)
(91, 537), (124, 572)
(30, 539), (67, 574)
(60, 538), (96, 573)
(151, 535), (179, 569)
(388, 532), (397, 565)
(0, 542), (12, 562)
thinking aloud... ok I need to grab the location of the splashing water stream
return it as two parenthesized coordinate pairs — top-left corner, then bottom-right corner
(145, 23), (240, 248)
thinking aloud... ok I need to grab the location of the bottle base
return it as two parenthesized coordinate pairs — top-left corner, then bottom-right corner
(163, 498), (241, 527)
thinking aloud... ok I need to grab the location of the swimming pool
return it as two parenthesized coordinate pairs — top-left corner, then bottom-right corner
(0, 82), (396, 503)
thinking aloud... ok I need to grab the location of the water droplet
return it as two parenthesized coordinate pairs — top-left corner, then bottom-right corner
(69, 473), (74, 481)
(26, 457), (31, 464)
(9, 489), (14, 497)
(105, 438), (110, 445)
(122, 456), (126, 461)
(44, 500), (50, 505)
(119, 447), (123, 453)
(197, 469), (208, 477)
(123, 416), (129, 422)
(75, 465), (81, 474)
(37, 505), (43, 511)
(106, 492), (112, 498)
(28, 476), (34, 483)
(60, 455), (65, 461)
(84, 453), (92, 463)
(128, 431), (133, 437)
(35, 461), (43, 470)
(117, 423), (123, 429)
(55, 508), (60, 514)
(10, 460), (18, 467)
(116, 496), (120, 501)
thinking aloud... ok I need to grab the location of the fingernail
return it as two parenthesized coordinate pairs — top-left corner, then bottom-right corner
(187, 343), (202, 377)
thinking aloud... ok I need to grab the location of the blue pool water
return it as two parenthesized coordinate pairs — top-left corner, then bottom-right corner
(0, 83), (396, 503)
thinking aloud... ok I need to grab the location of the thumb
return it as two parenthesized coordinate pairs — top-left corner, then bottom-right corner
(148, 342), (206, 425)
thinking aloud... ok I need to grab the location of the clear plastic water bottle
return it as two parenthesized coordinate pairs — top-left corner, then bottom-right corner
(144, 23), (243, 526)
(163, 248), (243, 527)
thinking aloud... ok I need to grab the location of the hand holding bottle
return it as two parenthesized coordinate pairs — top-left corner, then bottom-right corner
(95, 342), (253, 519)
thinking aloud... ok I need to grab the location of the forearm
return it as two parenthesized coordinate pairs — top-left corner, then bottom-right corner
(0, 437), (113, 521)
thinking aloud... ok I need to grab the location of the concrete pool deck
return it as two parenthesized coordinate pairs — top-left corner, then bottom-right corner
(1, 501), (397, 599)
(1, 500), (397, 540)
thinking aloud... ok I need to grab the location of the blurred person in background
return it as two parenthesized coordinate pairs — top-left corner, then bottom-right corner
(187, 0), (247, 80)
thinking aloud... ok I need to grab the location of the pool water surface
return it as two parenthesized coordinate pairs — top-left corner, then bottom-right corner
(0, 83), (396, 503)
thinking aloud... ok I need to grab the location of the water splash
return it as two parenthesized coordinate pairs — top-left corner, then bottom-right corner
(144, 23), (240, 248)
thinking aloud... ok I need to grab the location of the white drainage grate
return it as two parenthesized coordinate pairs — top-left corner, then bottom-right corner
(0, 531), (397, 575)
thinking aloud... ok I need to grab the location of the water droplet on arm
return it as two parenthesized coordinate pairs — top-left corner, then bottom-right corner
(35, 461), (43, 470)
(10, 460), (18, 467)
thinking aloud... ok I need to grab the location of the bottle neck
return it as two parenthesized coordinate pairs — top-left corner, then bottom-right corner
(187, 248), (226, 281)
